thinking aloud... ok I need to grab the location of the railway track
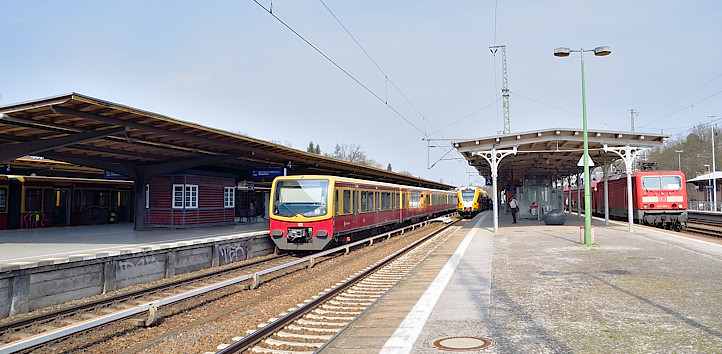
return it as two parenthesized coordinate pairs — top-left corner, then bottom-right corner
(685, 211), (722, 237)
(0, 217), (451, 354)
(0, 254), (293, 349)
(211, 218), (460, 354)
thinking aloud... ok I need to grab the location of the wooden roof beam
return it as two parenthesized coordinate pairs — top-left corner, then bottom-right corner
(137, 154), (237, 177)
(42, 152), (136, 177)
(0, 127), (125, 163)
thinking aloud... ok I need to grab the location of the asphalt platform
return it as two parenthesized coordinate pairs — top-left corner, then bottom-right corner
(0, 222), (267, 265)
(322, 210), (722, 353)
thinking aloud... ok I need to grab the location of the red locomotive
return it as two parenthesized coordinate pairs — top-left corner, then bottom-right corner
(568, 170), (688, 229)
(269, 175), (456, 251)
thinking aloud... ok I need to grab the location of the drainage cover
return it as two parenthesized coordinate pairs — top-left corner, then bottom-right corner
(432, 336), (494, 351)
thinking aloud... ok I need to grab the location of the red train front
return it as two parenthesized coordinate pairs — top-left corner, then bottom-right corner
(633, 171), (688, 228)
(591, 170), (687, 229)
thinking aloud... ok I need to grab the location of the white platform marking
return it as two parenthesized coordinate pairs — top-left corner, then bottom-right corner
(379, 213), (489, 354)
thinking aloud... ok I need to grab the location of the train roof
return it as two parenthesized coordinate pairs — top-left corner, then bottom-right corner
(273, 175), (455, 193)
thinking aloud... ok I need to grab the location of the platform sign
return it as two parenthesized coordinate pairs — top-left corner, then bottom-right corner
(251, 168), (284, 178)
(103, 170), (126, 178)
(577, 154), (595, 167)
(238, 181), (255, 191)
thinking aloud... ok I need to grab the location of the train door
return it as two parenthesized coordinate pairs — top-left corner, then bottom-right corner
(7, 180), (21, 229)
(45, 188), (71, 227)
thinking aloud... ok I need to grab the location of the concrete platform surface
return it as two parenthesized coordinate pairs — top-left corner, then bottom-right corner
(0, 222), (267, 264)
(322, 211), (722, 353)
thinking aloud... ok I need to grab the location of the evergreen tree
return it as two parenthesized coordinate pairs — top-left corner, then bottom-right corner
(315, 143), (321, 154)
(386, 163), (392, 172)
(306, 141), (315, 153)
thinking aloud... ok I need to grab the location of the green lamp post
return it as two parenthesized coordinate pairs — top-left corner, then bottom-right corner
(554, 46), (611, 247)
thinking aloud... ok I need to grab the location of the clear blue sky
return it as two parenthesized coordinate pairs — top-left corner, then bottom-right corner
(2, 0), (721, 186)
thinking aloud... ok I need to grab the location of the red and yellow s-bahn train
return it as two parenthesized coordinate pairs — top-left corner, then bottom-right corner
(269, 175), (456, 251)
(569, 170), (688, 229)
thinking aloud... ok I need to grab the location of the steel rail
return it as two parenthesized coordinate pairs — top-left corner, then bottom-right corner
(216, 218), (457, 354)
(0, 254), (288, 337)
(0, 216), (450, 354)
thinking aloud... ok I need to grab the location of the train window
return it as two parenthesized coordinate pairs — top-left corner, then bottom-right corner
(661, 176), (682, 190)
(335, 190), (341, 215)
(381, 192), (391, 210)
(360, 191), (368, 212)
(410, 191), (420, 208)
(642, 177), (661, 190)
(369, 192), (376, 211)
(353, 190), (359, 213)
(343, 190), (352, 214)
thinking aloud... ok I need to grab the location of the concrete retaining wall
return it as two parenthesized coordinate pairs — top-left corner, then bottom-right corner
(0, 231), (273, 318)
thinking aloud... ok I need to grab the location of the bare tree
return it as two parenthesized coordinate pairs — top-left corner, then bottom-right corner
(326, 144), (381, 168)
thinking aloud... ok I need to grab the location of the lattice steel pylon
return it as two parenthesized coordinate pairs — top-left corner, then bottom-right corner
(489, 45), (511, 134)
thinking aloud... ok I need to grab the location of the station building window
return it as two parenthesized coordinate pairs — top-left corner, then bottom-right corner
(145, 184), (150, 209)
(224, 187), (235, 208)
(172, 184), (184, 209)
(172, 184), (198, 209)
(185, 185), (198, 209)
(0, 187), (6, 213)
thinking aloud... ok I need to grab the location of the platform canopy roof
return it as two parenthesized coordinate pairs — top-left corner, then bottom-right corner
(0, 93), (452, 190)
(687, 171), (722, 185)
(454, 128), (667, 184)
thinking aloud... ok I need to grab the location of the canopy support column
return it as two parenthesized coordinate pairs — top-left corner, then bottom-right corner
(577, 172), (582, 224)
(475, 147), (517, 232)
(603, 145), (647, 232)
(567, 176), (572, 213)
(603, 163), (610, 226)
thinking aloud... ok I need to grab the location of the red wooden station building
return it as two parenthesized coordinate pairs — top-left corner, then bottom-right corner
(0, 93), (451, 231)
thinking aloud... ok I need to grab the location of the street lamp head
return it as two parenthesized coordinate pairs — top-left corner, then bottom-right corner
(593, 46), (612, 56)
(553, 47), (571, 57)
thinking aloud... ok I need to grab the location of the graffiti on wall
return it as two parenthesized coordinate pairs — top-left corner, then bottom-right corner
(218, 243), (247, 264)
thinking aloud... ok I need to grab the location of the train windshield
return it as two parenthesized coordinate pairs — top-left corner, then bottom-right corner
(643, 176), (682, 190)
(461, 190), (475, 201)
(273, 179), (329, 217)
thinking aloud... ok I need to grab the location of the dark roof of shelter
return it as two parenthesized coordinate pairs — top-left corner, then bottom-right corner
(453, 128), (667, 184)
(0, 93), (452, 190)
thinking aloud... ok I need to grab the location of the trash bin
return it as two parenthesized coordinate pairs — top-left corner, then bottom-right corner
(543, 209), (566, 225)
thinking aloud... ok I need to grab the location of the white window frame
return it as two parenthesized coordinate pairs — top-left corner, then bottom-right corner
(172, 184), (185, 209)
(224, 187), (235, 208)
(144, 184), (150, 209)
(185, 184), (199, 209)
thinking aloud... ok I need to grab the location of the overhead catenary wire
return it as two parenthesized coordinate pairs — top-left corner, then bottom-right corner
(317, 0), (431, 136)
(637, 77), (722, 130)
(250, 0), (427, 136)
(428, 97), (500, 136)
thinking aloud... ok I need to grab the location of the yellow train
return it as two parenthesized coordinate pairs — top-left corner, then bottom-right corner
(456, 186), (490, 218)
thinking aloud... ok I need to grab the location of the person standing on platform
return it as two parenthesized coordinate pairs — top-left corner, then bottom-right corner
(509, 195), (519, 224)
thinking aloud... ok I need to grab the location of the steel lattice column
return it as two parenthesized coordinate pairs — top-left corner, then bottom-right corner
(474, 147), (517, 232)
(603, 144), (647, 232)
